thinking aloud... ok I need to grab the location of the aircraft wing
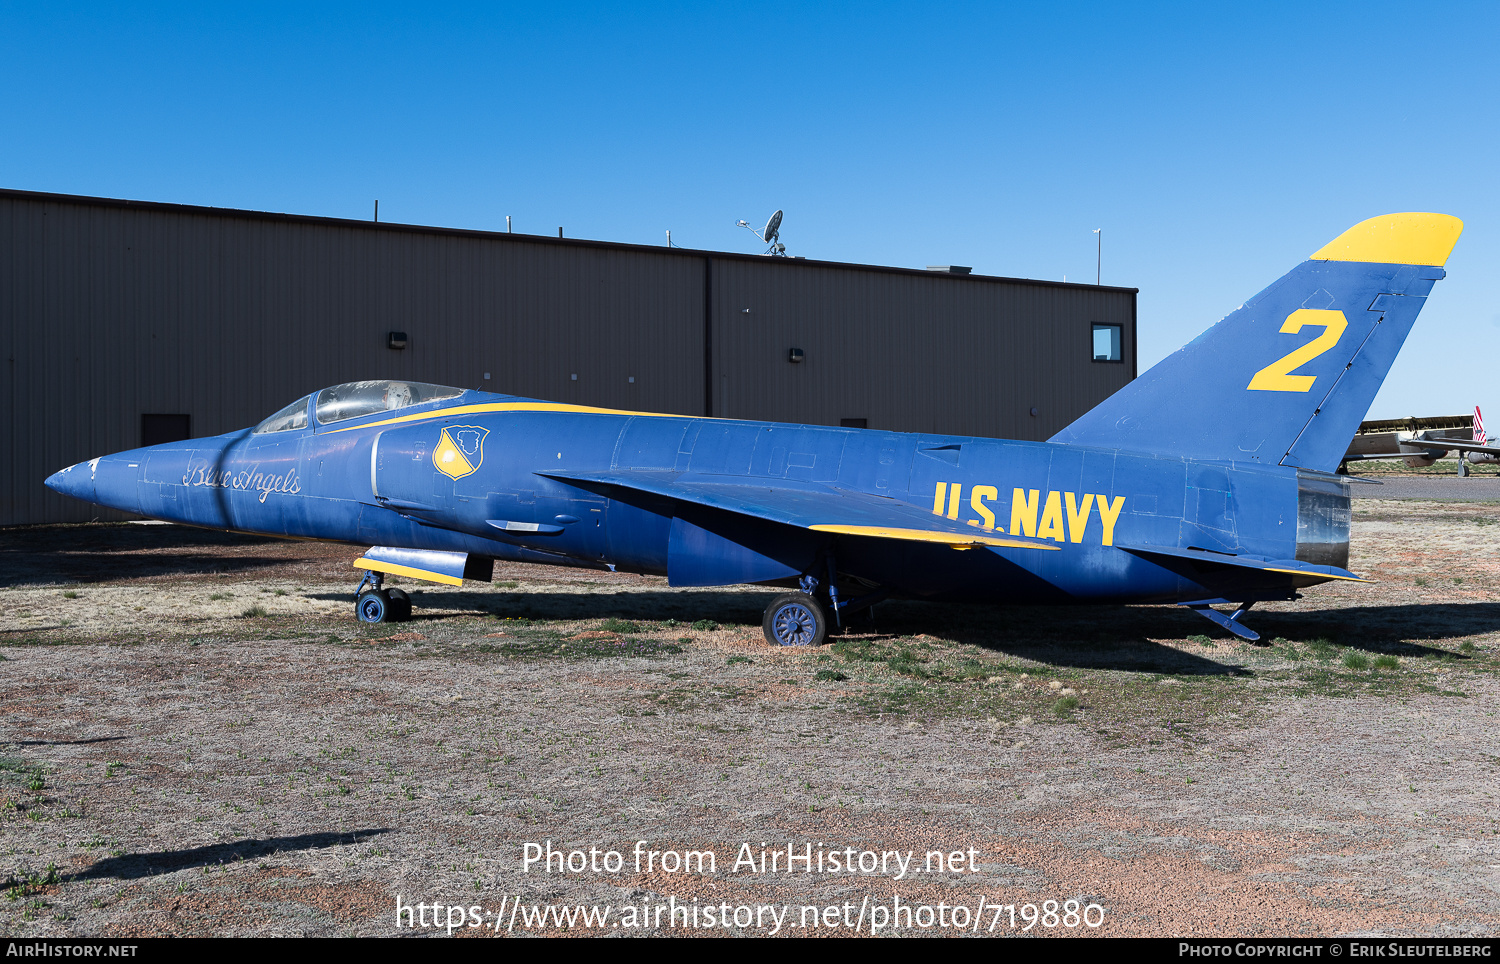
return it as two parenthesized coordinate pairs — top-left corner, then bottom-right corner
(1343, 438), (1500, 460)
(541, 470), (1061, 551)
(1424, 438), (1500, 457)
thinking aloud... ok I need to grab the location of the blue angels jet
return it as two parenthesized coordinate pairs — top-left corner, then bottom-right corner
(45, 214), (1463, 645)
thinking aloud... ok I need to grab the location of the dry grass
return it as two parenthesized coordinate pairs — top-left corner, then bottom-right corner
(1, 502), (1498, 937)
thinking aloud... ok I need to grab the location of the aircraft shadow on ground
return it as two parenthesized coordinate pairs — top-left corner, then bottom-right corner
(0, 525), (281, 555)
(0, 525), (296, 587)
(859, 601), (1258, 676)
(0, 553), (289, 588)
(345, 590), (1494, 674)
(1238, 602), (1498, 657)
(64, 829), (393, 881)
(307, 587), (775, 626)
(313, 587), (1249, 676)
(311, 591), (1492, 675)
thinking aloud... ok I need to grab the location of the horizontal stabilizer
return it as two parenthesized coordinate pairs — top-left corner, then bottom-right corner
(354, 546), (495, 586)
(1117, 543), (1369, 583)
(543, 470), (1060, 551)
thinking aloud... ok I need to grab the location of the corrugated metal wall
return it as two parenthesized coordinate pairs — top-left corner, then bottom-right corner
(0, 189), (1136, 525)
(710, 258), (1134, 438)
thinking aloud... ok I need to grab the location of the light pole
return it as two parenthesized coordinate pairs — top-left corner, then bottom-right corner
(1093, 228), (1101, 285)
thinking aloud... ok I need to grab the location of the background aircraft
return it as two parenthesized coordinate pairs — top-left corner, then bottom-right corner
(1341, 406), (1499, 473)
(46, 213), (1463, 645)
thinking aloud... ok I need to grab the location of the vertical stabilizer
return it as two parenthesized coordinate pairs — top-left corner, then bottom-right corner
(1051, 214), (1462, 473)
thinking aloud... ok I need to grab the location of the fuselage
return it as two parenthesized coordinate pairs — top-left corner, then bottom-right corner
(46, 387), (1349, 607)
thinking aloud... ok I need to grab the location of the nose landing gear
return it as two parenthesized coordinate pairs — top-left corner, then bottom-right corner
(354, 570), (412, 623)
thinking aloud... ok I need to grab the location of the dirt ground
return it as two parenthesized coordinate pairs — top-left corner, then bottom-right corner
(1, 498), (1497, 938)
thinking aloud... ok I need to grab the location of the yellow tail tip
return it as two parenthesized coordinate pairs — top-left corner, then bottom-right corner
(1310, 213), (1463, 266)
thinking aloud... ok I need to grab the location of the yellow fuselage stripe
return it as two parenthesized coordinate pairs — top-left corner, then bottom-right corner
(326, 401), (683, 434)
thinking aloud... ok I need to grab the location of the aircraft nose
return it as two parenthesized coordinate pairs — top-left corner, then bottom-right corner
(45, 453), (144, 514)
(45, 461), (98, 504)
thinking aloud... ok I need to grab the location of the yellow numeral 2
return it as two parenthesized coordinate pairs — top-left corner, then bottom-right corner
(1246, 309), (1348, 393)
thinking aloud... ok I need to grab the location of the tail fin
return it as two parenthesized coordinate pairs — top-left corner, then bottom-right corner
(1052, 213), (1463, 472)
(1476, 405), (1487, 446)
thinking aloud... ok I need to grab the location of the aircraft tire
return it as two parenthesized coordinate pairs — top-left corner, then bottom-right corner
(762, 593), (827, 647)
(386, 588), (412, 622)
(356, 589), (392, 623)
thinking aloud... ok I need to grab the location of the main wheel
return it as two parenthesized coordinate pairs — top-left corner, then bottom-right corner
(762, 593), (828, 647)
(386, 587), (412, 622)
(356, 589), (392, 623)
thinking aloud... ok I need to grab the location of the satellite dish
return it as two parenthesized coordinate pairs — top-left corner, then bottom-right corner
(735, 209), (788, 256)
(763, 210), (783, 244)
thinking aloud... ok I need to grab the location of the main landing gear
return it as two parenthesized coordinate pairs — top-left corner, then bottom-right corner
(354, 569), (412, 624)
(760, 559), (889, 647)
(762, 592), (828, 647)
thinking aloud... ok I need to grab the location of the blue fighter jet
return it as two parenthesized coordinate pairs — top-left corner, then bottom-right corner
(45, 213), (1463, 645)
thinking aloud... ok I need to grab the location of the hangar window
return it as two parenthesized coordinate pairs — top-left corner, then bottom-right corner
(253, 396), (310, 434)
(314, 380), (464, 424)
(1092, 323), (1123, 363)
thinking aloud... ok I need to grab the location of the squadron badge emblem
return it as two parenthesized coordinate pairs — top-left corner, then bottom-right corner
(433, 425), (490, 480)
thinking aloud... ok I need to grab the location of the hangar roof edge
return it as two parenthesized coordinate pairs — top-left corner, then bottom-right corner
(0, 186), (1139, 294)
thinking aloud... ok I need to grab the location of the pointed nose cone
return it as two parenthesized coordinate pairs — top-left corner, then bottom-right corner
(45, 453), (144, 514)
(45, 461), (98, 504)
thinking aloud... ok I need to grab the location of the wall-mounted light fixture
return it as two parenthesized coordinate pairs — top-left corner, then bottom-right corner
(788, 348), (804, 364)
(388, 331), (408, 350)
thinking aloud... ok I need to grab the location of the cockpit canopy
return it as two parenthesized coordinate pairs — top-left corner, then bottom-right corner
(314, 380), (464, 424)
(254, 397), (311, 434)
(253, 380), (465, 434)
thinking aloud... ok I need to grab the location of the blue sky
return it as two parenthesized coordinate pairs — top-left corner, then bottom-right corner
(4, 2), (1496, 419)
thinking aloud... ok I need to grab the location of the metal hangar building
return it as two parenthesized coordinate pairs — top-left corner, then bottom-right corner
(0, 188), (1138, 525)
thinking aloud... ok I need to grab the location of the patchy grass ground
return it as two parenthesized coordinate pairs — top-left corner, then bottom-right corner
(1, 502), (1498, 937)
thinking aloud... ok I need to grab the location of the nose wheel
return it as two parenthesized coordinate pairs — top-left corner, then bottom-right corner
(354, 570), (412, 623)
(357, 589), (391, 623)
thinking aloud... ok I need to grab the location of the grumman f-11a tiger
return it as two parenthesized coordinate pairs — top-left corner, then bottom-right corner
(46, 213), (1464, 645)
